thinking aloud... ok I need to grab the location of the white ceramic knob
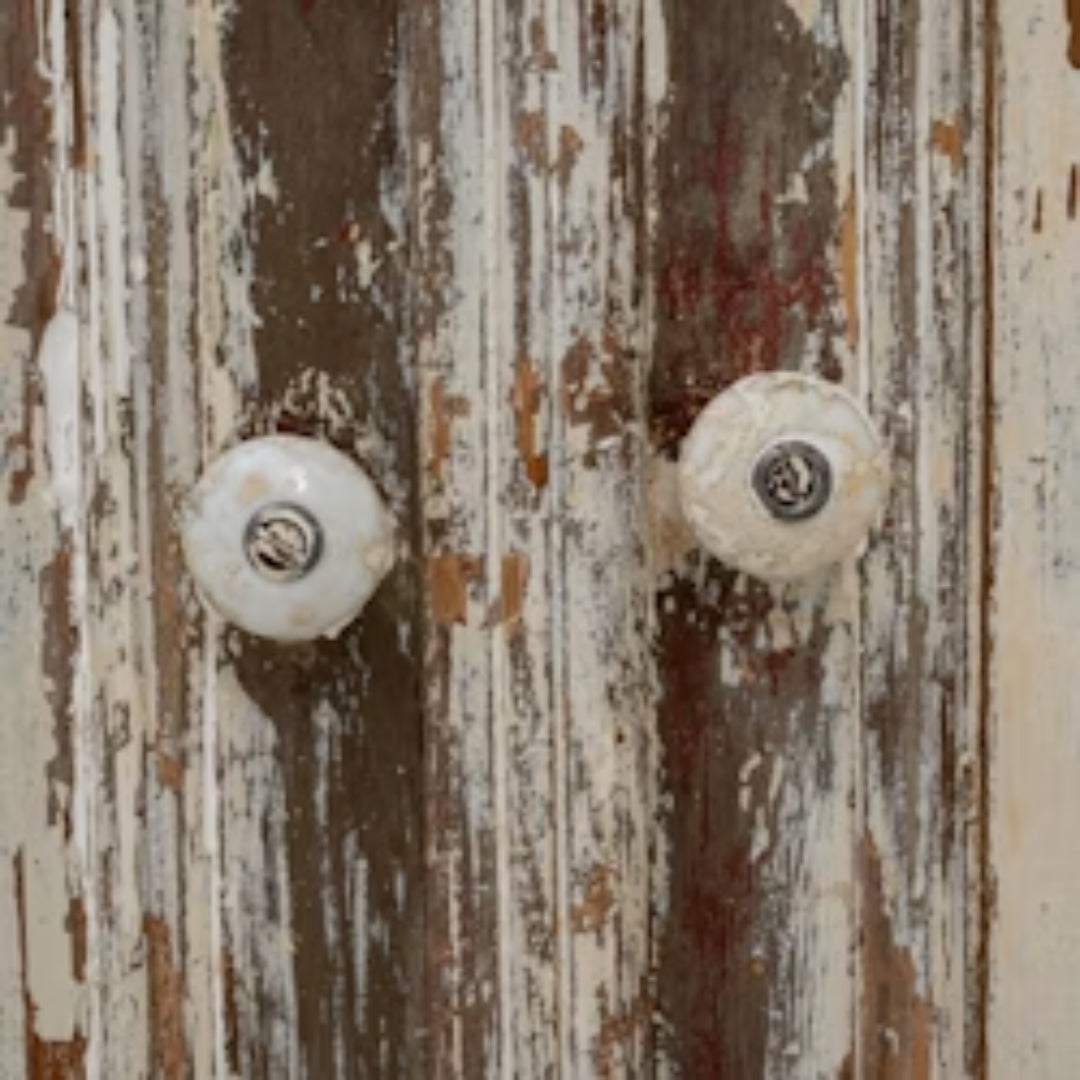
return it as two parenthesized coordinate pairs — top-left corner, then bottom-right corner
(181, 435), (394, 641)
(678, 372), (889, 581)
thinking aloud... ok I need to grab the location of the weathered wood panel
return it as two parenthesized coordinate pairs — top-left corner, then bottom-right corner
(649, 0), (986, 1074)
(5, 0), (427, 1076)
(415, 1), (662, 1075)
(987, 2), (1080, 1074)
(0, 4), (85, 1076)
(1, 0), (1056, 1077)
(649, 4), (860, 1073)
(856, 0), (987, 1075)
(220, 4), (426, 1076)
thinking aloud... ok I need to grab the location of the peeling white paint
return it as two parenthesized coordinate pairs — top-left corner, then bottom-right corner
(988, 2), (1080, 1075)
(0, 116), (84, 1072)
(37, 312), (83, 532)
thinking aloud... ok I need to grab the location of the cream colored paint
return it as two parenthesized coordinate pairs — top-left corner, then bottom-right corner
(989, 2), (1080, 1074)
(0, 78), (82, 1080)
(419, 1), (668, 1074)
(22, 0), (288, 1075)
(856, 0), (986, 1075)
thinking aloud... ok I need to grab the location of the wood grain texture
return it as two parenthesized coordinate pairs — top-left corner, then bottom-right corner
(649, 0), (987, 1075)
(855, 0), (987, 1076)
(987, 1), (1080, 1074)
(0, 4), (82, 1076)
(415, 1), (661, 1075)
(649, 3), (860, 1073)
(0, 0), (1038, 1077)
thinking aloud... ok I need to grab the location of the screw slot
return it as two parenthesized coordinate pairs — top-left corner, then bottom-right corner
(751, 439), (832, 522)
(244, 502), (323, 583)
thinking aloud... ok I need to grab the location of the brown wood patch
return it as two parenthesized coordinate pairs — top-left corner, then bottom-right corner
(650, 1), (850, 1073)
(222, 2), (426, 1075)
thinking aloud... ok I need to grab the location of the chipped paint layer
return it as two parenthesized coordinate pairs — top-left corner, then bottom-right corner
(0, 0), (1002, 1077)
(417, 0), (664, 1075)
(988, 0), (1080, 1074)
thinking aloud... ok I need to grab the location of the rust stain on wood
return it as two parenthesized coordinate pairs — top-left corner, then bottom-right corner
(561, 334), (634, 466)
(1068, 0), (1080, 67)
(592, 980), (654, 1080)
(498, 552), (529, 636)
(517, 108), (547, 171)
(929, 117), (964, 171)
(429, 377), (470, 483)
(511, 356), (548, 489)
(849, 831), (933, 1079)
(5, 365), (37, 505)
(571, 863), (616, 933)
(1034, 188), (1045, 233)
(26, 1029), (87, 1080)
(1069, 163), (1079, 219)
(143, 914), (186, 1080)
(428, 553), (480, 626)
(154, 753), (184, 795)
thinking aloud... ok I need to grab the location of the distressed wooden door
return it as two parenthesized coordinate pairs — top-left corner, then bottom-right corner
(2, 0), (1079, 1077)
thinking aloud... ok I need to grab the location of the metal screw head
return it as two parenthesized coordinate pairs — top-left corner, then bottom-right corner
(751, 439), (833, 522)
(243, 502), (323, 582)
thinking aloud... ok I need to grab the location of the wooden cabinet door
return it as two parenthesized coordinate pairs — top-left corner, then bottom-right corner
(0, 1), (1076, 1077)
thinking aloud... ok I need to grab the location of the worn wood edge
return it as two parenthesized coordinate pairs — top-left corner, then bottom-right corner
(853, 0), (989, 1075)
(985, 1), (1080, 1074)
(647, 1), (859, 1073)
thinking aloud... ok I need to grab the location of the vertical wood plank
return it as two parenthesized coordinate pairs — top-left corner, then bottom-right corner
(219, 3), (426, 1077)
(649, 3), (860, 1074)
(8, 1), (428, 1076)
(988, 2), (1080, 1074)
(416, 1), (662, 1075)
(856, 0), (987, 1076)
(0, 3), (85, 1075)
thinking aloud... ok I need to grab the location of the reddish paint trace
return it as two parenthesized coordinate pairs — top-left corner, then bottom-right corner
(570, 864), (616, 933)
(841, 832), (933, 1079)
(652, 131), (840, 456)
(650, 4), (849, 1072)
(428, 553), (481, 626)
(511, 357), (549, 489)
(497, 552), (529, 635)
(929, 117), (964, 172)
(144, 915), (186, 1080)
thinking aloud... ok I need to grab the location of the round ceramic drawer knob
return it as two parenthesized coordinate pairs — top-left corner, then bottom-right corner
(181, 435), (394, 641)
(678, 372), (889, 581)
